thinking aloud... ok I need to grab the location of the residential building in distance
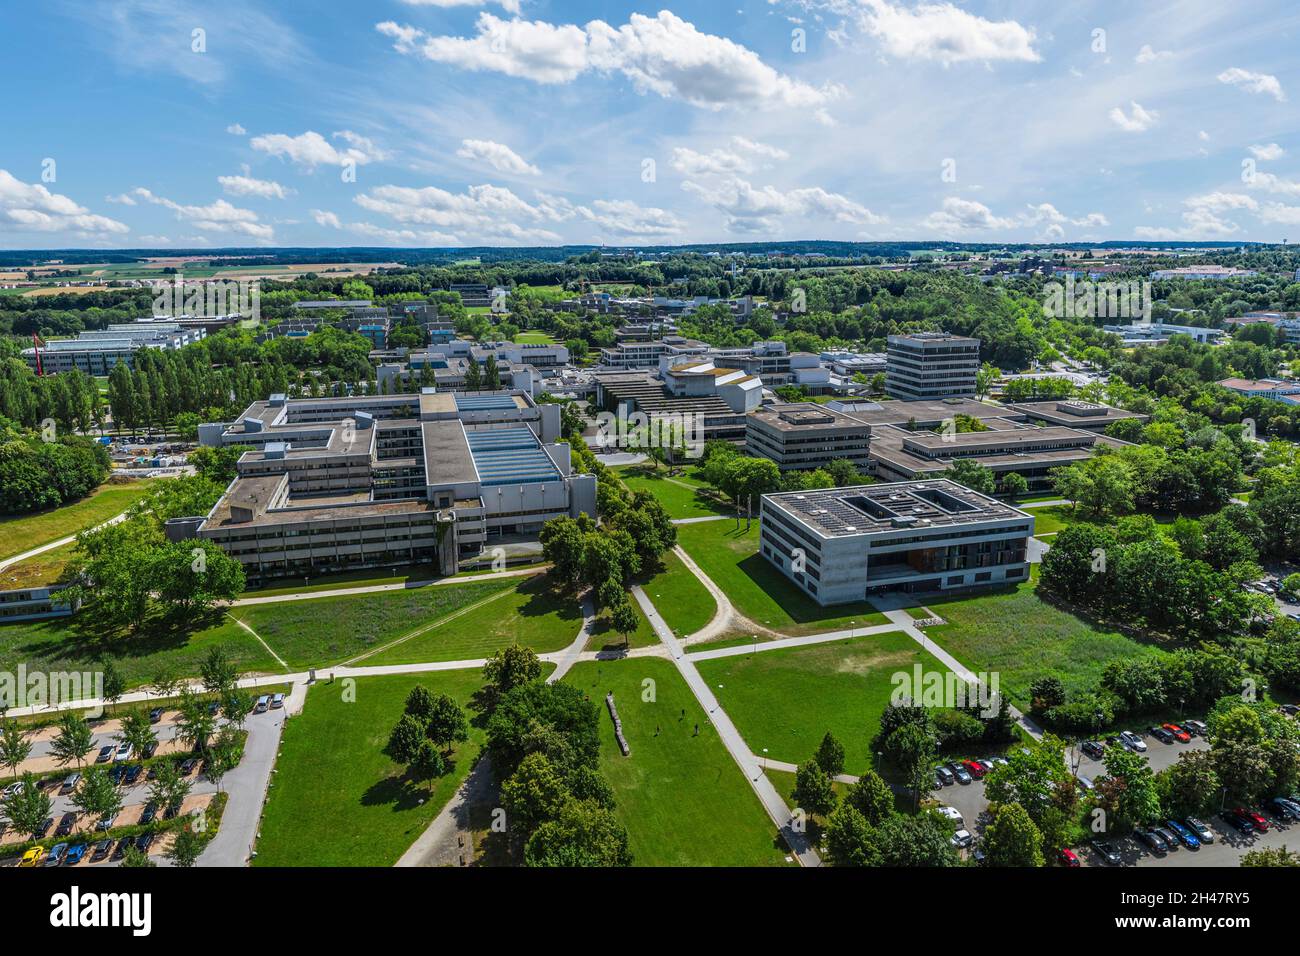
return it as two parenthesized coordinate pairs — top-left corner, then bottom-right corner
(759, 479), (1034, 603)
(1101, 321), (1224, 346)
(1217, 378), (1300, 404)
(885, 332), (980, 400)
(1150, 265), (1257, 280)
(746, 403), (872, 473)
(187, 390), (593, 581)
(22, 322), (206, 375)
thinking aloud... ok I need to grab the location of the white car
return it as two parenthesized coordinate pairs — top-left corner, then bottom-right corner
(936, 806), (963, 825)
(951, 829), (974, 848)
(1119, 730), (1147, 753)
(114, 742), (133, 761)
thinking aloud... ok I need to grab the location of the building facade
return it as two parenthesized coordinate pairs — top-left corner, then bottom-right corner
(885, 332), (981, 400)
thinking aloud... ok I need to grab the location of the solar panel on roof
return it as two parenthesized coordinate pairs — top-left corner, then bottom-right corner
(466, 427), (560, 486)
(455, 394), (518, 411)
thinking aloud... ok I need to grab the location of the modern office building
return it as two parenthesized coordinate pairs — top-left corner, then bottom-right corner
(1004, 399), (1148, 432)
(760, 479), (1034, 603)
(885, 332), (981, 400)
(745, 403), (873, 472)
(0, 585), (79, 622)
(187, 390), (594, 581)
(1216, 378), (1300, 403)
(592, 365), (761, 444)
(22, 322), (205, 375)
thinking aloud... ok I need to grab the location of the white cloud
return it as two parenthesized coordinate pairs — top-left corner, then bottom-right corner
(1135, 192), (1256, 239)
(0, 170), (129, 236)
(855, 0), (1040, 65)
(922, 197), (1016, 232)
(105, 193), (137, 206)
(456, 139), (541, 176)
(1135, 44), (1172, 64)
(1217, 67), (1286, 102)
(1249, 143), (1284, 161)
(683, 176), (884, 233)
(130, 187), (273, 240)
(226, 123), (247, 135)
(1109, 101), (1159, 132)
(573, 199), (683, 237)
(1247, 171), (1300, 197)
(218, 168), (291, 199)
(377, 12), (840, 110)
(353, 182), (575, 243)
(671, 137), (789, 177)
(311, 209), (342, 229)
(250, 130), (388, 169)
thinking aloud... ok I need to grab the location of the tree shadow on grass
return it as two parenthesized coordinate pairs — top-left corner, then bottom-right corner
(2, 605), (229, 671)
(514, 574), (584, 627)
(735, 553), (879, 627)
(361, 753), (462, 814)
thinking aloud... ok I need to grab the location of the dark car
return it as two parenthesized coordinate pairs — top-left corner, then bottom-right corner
(1134, 828), (1168, 854)
(142, 741), (158, 759)
(134, 832), (155, 854)
(35, 816), (54, 839)
(179, 758), (198, 776)
(163, 802), (180, 820)
(1150, 726), (1175, 744)
(1081, 740), (1104, 760)
(949, 762), (972, 785)
(148, 707), (164, 723)
(111, 836), (133, 860)
(1266, 797), (1300, 821)
(1152, 826), (1181, 850)
(1221, 810), (1255, 834)
(91, 839), (113, 861)
(935, 765), (955, 786)
(1090, 838), (1122, 865)
(108, 765), (125, 785)
(139, 801), (158, 825)
(123, 765), (142, 786)
(54, 811), (77, 837)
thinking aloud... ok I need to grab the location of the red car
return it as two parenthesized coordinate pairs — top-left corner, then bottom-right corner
(1059, 847), (1080, 867)
(1162, 723), (1191, 743)
(963, 759), (986, 780)
(1235, 807), (1270, 832)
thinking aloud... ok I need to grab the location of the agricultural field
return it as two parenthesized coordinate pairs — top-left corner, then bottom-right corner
(564, 658), (791, 866)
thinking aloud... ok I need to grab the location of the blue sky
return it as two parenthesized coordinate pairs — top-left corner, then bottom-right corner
(2, 0), (1300, 248)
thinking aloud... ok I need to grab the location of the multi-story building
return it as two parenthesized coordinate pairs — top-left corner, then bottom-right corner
(885, 332), (980, 400)
(746, 403), (872, 472)
(186, 390), (594, 581)
(22, 322), (205, 375)
(1150, 266), (1257, 280)
(760, 479), (1034, 603)
(1216, 378), (1300, 403)
(592, 366), (759, 444)
(0, 585), (79, 622)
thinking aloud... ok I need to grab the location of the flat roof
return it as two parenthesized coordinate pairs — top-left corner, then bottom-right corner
(466, 427), (560, 485)
(749, 402), (872, 432)
(421, 420), (477, 486)
(763, 479), (1029, 538)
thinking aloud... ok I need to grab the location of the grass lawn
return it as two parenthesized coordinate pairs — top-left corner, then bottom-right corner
(675, 521), (888, 636)
(615, 467), (730, 520)
(638, 550), (716, 639)
(513, 331), (557, 344)
(0, 612), (283, 694)
(253, 670), (490, 867)
(564, 657), (791, 866)
(234, 577), (571, 668)
(0, 540), (79, 589)
(0, 480), (154, 560)
(694, 630), (947, 773)
(587, 594), (660, 651)
(922, 581), (1168, 706)
(358, 574), (584, 666)
(239, 562), (447, 598)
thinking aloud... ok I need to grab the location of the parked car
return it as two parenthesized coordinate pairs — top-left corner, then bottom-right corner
(1185, 818), (1214, 844)
(123, 765), (142, 786)
(1119, 730), (1147, 753)
(96, 811), (118, 832)
(270, 692), (285, 709)
(1060, 847), (1081, 867)
(108, 765), (125, 785)
(64, 842), (87, 865)
(179, 758), (198, 776)
(1076, 775), (1094, 793)
(936, 806), (963, 825)
(19, 846), (46, 867)
(1280, 704), (1300, 716)
(949, 762), (972, 785)
(254, 695), (270, 714)
(962, 759), (986, 780)
(148, 707), (164, 723)
(1166, 820), (1200, 849)
(95, 745), (114, 763)
(950, 828), (973, 848)
(139, 802), (158, 825)
(1237, 807), (1270, 832)
(55, 812), (77, 836)
(1162, 723), (1192, 743)
(35, 816), (53, 839)
(1090, 839), (1122, 865)
(1081, 740), (1104, 760)
(1183, 720), (1208, 737)
(1221, 810), (1255, 834)
(135, 832), (155, 854)
(44, 842), (69, 866)
(142, 741), (158, 759)
(1134, 828), (1168, 854)
(114, 742), (133, 762)
(1150, 726), (1175, 744)
(91, 839), (113, 861)
(58, 773), (80, 795)
(1153, 825), (1181, 850)
(935, 765), (955, 786)
(111, 836), (133, 860)
(1, 781), (23, 798)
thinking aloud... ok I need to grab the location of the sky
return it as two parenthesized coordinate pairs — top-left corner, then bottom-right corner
(2, 0), (1300, 249)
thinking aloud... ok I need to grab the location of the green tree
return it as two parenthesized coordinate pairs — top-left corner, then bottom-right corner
(608, 598), (639, 647)
(72, 767), (123, 829)
(1097, 746), (1161, 830)
(792, 759), (837, 818)
(147, 759), (192, 815)
(844, 769), (895, 826)
(523, 799), (632, 867)
(482, 644), (543, 701)
(425, 693), (470, 754)
(100, 661), (126, 714)
(0, 720), (33, 778)
(825, 803), (875, 866)
(1, 773), (52, 840)
(50, 711), (94, 770)
(175, 688), (217, 754)
(1155, 749), (1220, 818)
(120, 845), (157, 867)
(502, 752), (571, 836)
(947, 460), (996, 496)
(814, 731), (846, 777)
(999, 471), (1029, 501)
(1242, 845), (1300, 866)
(982, 802), (1045, 866)
(166, 824), (205, 867)
(116, 710), (157, 763)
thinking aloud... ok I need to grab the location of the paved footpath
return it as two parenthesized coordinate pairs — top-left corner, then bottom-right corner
(632, 584), (821, 866)
(0, 509), (132, 572)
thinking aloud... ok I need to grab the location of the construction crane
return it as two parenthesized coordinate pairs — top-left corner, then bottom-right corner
(31, 333), (44, 375)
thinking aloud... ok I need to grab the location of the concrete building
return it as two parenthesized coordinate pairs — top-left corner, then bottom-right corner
(22, 322), (205, 375)
(1150, 266), (1257, 280)
(189, 390), (593, 581)
(746, 403), (872, 472)
(760, 479), (1034, 603)
(592, 366), (759, 444)
(1217, 378), (1300, 403)
(1101, 321), (1224, 346)
(0, 585), (79, 623)
(1005, 399), (1148, 432)
(885, 332), (981, 400)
